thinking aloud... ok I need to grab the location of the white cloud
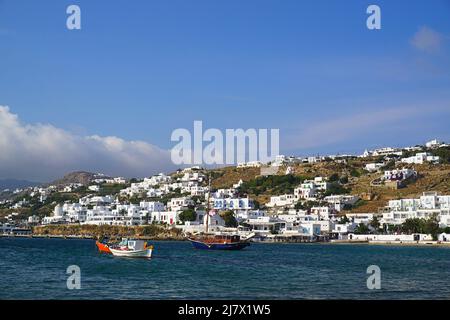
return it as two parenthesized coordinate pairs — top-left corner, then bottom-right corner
(284, 103), (450, 151)
(411, 26), (444, 53)
(0, 106), (175, 181)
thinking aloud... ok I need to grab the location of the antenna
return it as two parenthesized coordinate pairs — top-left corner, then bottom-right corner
(205, 173), (212, 233)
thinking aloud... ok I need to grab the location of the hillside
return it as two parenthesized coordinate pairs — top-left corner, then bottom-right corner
(207, 161), (450, 213)
(50, 171), (108, 186)
(0, 179), (41, 190)
(2, 157), (450, 222)
(210, 166), (262, 189)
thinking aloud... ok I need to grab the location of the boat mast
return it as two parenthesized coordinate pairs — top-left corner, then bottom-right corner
(205, 173), (212, 234)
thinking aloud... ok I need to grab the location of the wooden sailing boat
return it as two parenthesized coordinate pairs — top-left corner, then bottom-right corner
(187, 174), (251, 250)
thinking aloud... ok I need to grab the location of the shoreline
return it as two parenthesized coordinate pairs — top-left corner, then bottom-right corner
(0, 234), (186, 241)
(3, 234), (450, 247)
(329, 239), (450, 247)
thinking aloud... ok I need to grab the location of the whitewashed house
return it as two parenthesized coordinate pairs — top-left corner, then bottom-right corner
(294, 177), (328, 200)
(324, 195), (359, 211)
(401, 152), (440, 164)
(425, 139), (441, 149)
(139, 201), (165, 212)
(237, 161), (262, 168)
(383, 168), (416, 181)
(211, 197), (254, 211)
(381, 192), (450, 226)
(245, 216), (286, 234)
(168, 197), (195, 211)
(266, 194), (296, 208)
(150, 211), (180, 225)
(365, 163), (384, 172)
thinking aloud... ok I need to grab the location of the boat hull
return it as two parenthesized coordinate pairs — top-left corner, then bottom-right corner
(188, 238), (250, 250)
(109, 248), (153, 258)
(96, 241), (111, 253)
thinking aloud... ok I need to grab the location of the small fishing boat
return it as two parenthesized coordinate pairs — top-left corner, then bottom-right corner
(109, 239), (153, 258)
(95, 240), (112, 253)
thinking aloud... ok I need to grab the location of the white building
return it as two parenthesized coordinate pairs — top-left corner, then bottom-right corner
(401, 152), (440, 164)
(307, 156), (323, 164)
(211, 197), (254, 211)
(365, 163), (384, 172)
(425, 139), (441, 149)
(345, 213), (375, 225)
(245, 216), (286, 234)
(294, 177), (328, 200)
(310, 206), (334, 221)
(139, 201), (165, 212)
(266, 194), (296, 208)
(324, 195), (359, 211)
(383, 168), (416, 181)
(213, 188), (236, 199)
(347, 233), (432, 242)
(237, 161), (262, 168)
(271, 155), (286, 167)
(381, 192), (450, 226)
(42, 204), (67, 224)
(275, 209), (332, 233)
(236, 209), (265, 221)
(372, 147), (403, 157)
(150, 211), (180, 225)
(27, 215), (40, 224)
(88, 185), (100, 192)
(168, 197), (195, 211)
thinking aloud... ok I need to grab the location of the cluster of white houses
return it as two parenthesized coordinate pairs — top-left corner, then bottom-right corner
(381, 192), (450, 226)
(267, 177), (330, 208)
(39, 168), (252, 229)
(27, 164), (450, 241)
(119, 170), (208, 198)
(27, 190), (450, 240)
(12, 185), (450, 242)
(234, 139), (445, 172)
(3, 138), (449, 240)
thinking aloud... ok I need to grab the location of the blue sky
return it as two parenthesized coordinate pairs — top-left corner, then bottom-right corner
(0, 0), (450, 180)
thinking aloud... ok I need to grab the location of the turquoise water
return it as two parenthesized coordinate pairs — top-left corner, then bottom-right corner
(1, 237), (450, 299)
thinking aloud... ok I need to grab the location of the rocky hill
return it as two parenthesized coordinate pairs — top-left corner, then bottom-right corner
(0, 179), (41, 190)
(50, 171), (109, 186)
(208, 160), (450, 213)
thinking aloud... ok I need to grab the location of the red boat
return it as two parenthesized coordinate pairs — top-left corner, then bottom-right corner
(96, 240), (111, 254)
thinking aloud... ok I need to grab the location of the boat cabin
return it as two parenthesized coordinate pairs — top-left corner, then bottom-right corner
(200, 234), (241, 244)
(118, 238), (147, 251)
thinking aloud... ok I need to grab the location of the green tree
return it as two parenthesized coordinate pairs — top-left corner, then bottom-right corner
(400, 216), (441, 240)
(294, 201), (305, 210)
(423, 215), (440, 240)
(401, 218), (424, 234)
(323, 183), (350, 196)
(430, 146), (450, 163)
(238, 174), (306, 196)
(220, 210), (238, 228)
(179, 209), (196, 222)
(369, 216), (381, 231)
(350, 168), (361, 177)
(339, 215), (350, 224)
(354, 223), (370, 234)
(328, 173), (339, 182)
(339, 176), (349, 184)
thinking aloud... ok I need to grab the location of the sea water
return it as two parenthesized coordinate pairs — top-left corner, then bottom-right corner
(1, 237), (449, 299)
